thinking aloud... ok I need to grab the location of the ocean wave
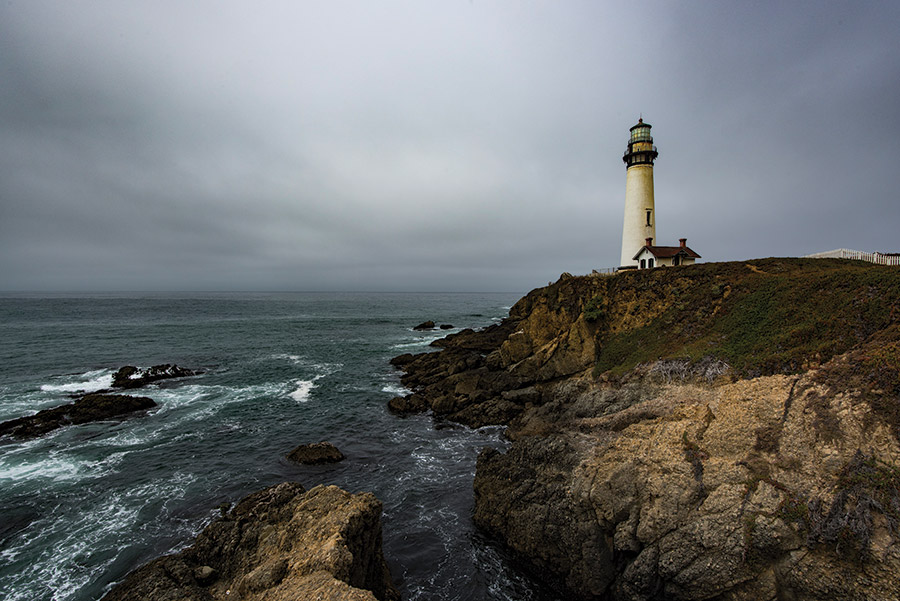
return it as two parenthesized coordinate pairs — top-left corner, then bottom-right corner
(381, 383), (411, 396)
(0, 448), (130, 490)
(0, 472), (196, 601)
(271, 353), (306, 365)
(289, 377), (322, 402)
(391, 335), (446, 349)
(39, 369), (114, 394)
(0, 454), (85, 483)
(270, 355), (344, 374)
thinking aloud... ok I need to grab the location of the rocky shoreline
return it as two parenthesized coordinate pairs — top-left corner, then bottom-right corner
(390, 259), (900, 600)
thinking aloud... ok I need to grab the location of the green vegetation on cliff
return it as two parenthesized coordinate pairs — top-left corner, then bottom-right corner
(591, 258), (900, 379)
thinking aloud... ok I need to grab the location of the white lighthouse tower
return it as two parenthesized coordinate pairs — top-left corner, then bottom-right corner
(619, 118), (658, 269)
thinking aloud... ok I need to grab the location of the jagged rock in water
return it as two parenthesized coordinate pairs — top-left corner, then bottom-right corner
(412, 320), (436, 331)
(112, 364), (199, 389)
(102, 482), (398, 601)
(0, 393), (156, 439)
(286, 442), (345, 464)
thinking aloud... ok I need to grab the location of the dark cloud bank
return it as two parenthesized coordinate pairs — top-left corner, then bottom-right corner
(2, 1), (898, 292)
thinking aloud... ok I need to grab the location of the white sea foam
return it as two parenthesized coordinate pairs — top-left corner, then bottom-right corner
(40, 369), (113, 394)
(289, 377), (319, 402)
(285, 362), (341, 402)
(0, 448), (130, 484)
(272, 353), (306, 365)
(0, 455), (83, 482)
(312, 362), (343, 374)
(391, 335), (445, 349)
(381, 383), (411, 396)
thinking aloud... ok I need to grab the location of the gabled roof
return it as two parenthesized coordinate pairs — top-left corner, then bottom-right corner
(633, 245), (701, 260)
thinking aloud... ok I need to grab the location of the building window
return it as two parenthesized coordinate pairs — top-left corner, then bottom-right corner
(674, 256), (680, 266)
(648, 258), (655, 268)
(640, 259), (646, 269)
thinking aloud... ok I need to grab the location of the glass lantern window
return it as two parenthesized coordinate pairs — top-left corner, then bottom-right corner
(630, 127), (652, 143)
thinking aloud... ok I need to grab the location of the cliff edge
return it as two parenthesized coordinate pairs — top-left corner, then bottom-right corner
(392, 258), (900, 600)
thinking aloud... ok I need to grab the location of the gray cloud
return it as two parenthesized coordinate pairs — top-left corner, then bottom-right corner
(2, 1), (898, 292)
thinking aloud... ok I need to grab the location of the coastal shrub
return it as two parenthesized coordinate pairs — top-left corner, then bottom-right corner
(803, 451), (900, 561)
(648, 356), (730, 384)
(582, 296), (605, 323)
(813, 325), (900, 439)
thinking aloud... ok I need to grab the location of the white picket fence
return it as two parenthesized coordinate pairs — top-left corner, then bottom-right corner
(804, 248), (900, 266)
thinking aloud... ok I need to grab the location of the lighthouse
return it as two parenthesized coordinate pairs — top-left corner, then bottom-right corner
(619, 118), (658, 269)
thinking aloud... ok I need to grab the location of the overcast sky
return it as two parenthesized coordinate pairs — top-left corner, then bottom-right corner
(1, 1), (898, 293)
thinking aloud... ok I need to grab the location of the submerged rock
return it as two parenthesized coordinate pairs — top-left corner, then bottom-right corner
(0, 393), (156, 439)
(102, 482), (398, 601)
(286, 442), (345, 464)
(111, 364), (199, 389)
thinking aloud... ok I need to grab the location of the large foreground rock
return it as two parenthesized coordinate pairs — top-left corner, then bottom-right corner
(474, 356), (900, 600)
(0, 394), (156, 439)
(102, 482), (398, 601)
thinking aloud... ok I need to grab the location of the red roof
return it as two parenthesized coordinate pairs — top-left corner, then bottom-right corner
(633, 245), (701, 260)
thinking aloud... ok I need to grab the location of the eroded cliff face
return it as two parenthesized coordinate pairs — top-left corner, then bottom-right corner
(391, 259), (900, 601)
(102, 483), (398, 601)
(475, 364), (900, 600)
(390, 273), (608, 427)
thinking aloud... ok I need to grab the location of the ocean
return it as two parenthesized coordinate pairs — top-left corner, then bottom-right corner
(0, 292), (561, 601)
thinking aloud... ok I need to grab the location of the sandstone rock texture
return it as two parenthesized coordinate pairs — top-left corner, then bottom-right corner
(392, 259), (900, 600)
(475, 368), (900, 601)
(0, 393), (156, 439)
(102, 482), (398, 601)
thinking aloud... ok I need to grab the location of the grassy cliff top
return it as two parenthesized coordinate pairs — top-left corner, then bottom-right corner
(569, 258), (900, 379)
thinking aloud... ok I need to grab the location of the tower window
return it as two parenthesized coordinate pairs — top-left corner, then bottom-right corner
(646, 210), (652, 226)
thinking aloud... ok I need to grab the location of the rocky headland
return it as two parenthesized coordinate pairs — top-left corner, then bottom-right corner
(390, 258), (900, 600)
(102, 482), (398, 601)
